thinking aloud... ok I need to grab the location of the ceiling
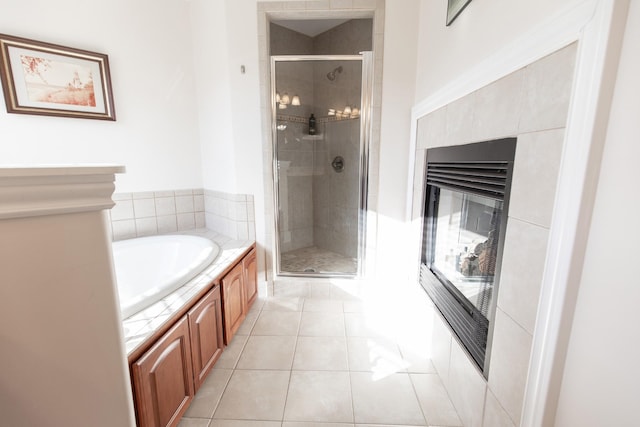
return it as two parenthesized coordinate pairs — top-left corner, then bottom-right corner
(271, 19), (350, 37)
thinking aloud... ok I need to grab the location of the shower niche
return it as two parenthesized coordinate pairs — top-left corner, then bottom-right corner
(270, 19), (373, 277)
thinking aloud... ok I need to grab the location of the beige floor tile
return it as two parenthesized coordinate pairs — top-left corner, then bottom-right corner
(213, 370), (290, 420)
(299, 311), (345, 336)
(347, 336), (406, 374)
(210, 421), (280, 427)
(263, 297), (305, 312)
(284, 371), (354, 423)
(236, 335), (297, 370)
(183, 368), (233, 418)
(399, 344), (437, 374)
(350, 372), (426, 425)
(293, 336), (349, 371)
(344, 312), (390, 338)
(214, 334), (248, 369)
(303, 299), (344, 312)
(284, 423), (354, 427)
(411, 373), (462, 426)
(178, 418), (210, 427)
(252, 310), (302, 336)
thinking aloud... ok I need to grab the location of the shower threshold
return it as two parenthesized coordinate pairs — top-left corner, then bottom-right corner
(280, 246), (357, 275)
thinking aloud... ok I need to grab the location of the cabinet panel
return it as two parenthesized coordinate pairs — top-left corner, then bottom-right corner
(243, 248), (258, 309)
(132, 316), (194, 427)
(221, 261), (246, 344)
(188, 286), (224, 391)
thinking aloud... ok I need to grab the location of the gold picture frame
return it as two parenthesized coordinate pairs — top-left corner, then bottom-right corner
(447, 0), (473, 26)
(0, 34), (115, 120)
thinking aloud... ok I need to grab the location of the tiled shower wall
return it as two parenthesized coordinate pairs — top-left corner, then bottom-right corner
(259, 0), (385, 280)
(412, 44), (577, 427)
(271, 18), (371, 260)
(109, 189), (254, 241)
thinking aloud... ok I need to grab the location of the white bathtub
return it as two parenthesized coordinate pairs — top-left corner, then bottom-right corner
(112, 235), (219, 319)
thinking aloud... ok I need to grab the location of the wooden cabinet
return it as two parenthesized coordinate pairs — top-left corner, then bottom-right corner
(187, 286), (224, 392)
(243, 248), (258, 309)
(131, 316), (194, 427)
(221, 261), (246, 344)
(130, 244), (257, 426)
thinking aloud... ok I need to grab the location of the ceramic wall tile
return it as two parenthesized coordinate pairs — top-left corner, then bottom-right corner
(519, 43), (577, 133)
(471, 70), (525, 142)
(497, 218), (549, 334)
(483, 388), (516, 427)
(508, 128), (565, 228)
(488, 308), (532, 426)
(447, 338), (487, 427)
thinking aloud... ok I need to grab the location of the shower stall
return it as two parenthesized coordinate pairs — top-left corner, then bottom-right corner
(271, 54), (372, 277)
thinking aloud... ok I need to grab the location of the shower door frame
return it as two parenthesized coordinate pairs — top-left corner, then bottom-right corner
(270, 53), (373, 278)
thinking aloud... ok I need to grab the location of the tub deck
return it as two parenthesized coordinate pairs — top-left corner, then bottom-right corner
(121, 228), (254, 357)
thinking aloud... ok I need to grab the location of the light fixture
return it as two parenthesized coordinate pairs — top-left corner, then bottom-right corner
(328, 109), (335, 116)
(275, 92), (281, 103)
(278, 103), (287, 110)
(343, 106), (352, 116)
(291, 95), (300, 106)
(281, 93), (290, 105)
(351, 107), (360, 118)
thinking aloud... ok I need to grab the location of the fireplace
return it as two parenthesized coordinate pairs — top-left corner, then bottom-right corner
(420, 138), (516, 375)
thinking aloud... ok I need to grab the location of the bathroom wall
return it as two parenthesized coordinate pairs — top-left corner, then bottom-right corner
(0, 0), (203, 193)
(412, 44), (577, 427)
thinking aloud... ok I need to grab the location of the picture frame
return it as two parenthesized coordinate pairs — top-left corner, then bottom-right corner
(0, 34), (115, 120)
(447, 0), (473, 26)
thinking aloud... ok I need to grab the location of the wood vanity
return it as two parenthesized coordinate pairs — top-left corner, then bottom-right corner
(127, 244), (257, 427)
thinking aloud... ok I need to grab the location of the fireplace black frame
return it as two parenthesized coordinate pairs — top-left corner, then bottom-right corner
(420, 138), (516, 376)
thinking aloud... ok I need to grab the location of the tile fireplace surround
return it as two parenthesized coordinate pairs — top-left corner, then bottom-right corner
(411, 43), (577, 427)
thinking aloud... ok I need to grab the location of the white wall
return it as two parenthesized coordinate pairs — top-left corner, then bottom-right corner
(414, 0), (575, 101)
(375, 0), (420, 280)
(554, 2), (640, 425)
(0, 0), (203, 193)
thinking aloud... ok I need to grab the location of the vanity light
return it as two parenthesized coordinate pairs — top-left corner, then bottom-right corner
(343, 106), (352, 116)
(275, 92), (281, 103)
(328, 109), (336, 116)
(281, 93), (290, 105)
(351, 107), (360, 118)
(278, 103), (287, 109)
(291, 95), (300, 106)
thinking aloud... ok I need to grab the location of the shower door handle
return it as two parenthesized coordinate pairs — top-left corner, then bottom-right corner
(331, 156), (345, 173)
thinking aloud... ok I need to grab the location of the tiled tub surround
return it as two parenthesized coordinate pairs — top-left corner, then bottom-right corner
(110, 189), (206, 241)
(109, 189), (255, 242)
(122, 228), (254, 356)
(412, 44), (577, 427)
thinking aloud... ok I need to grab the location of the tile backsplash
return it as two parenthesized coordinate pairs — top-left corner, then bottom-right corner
(110, 188), (256, 241)
(109, 189), (206, 241)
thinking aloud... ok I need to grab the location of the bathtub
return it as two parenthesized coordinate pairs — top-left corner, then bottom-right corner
(112, 235), (220, 319)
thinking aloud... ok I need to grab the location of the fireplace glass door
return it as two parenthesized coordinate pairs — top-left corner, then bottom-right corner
(430, 189), (503, 318)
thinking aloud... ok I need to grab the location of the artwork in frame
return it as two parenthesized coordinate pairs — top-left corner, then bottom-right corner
(0, 34), (115, 120)
(447, 0), (473, 26)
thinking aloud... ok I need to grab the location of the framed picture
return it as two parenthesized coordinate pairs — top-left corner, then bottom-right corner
(0, 34), (115, 120)
(447, 0), (473, 26)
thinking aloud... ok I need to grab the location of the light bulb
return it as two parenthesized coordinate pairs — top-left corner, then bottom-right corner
(291, 95), (300, 106)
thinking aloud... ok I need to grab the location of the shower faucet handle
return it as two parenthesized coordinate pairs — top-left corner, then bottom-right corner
(331, 156), (345, 173)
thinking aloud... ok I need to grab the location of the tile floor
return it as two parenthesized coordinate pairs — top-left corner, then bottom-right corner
(178, 278), (463, 427)
(280, 247), (358, 275)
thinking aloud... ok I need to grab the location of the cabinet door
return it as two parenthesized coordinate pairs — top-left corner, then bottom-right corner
(188, 286), (224, 392)
(132, 316), (194, 427)
(221, 261), (246, 344)
(243, 248), (258, 309)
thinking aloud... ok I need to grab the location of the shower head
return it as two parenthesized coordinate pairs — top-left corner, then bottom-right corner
(326, 66), (343, 81)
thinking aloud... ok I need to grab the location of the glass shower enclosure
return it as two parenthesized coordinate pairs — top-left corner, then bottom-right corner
(271, 54), (372, 277)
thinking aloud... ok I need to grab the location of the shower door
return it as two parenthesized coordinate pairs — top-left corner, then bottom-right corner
(271, 54), (372, 277)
